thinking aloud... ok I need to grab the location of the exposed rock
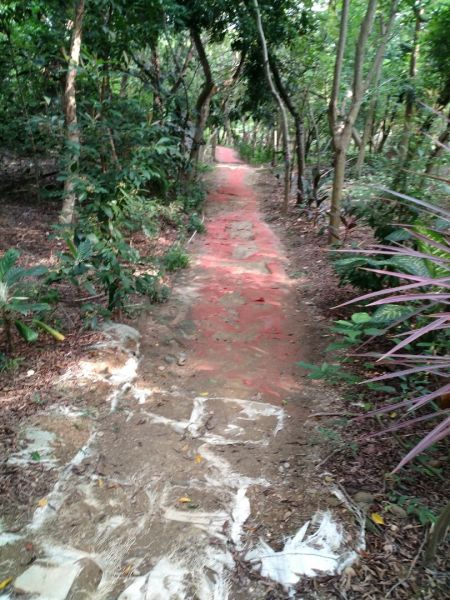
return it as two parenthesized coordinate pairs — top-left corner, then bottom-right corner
(353, 491), (375, 505)
(101, 322), (141, 354)
(388, 504), (407, 519)
(177, 353), (187, 366)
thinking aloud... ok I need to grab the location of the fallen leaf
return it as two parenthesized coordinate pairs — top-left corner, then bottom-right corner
(98, 479), (104, 488)
(25, 543), (34, 551)
(254, 297), (265, 302)
(200, 392), (209, 396)
(122, 565), (133, 576)
(194, 454), (203, 464)
(178, 496), (192, 503)
(31, 451), (41, 462)
(37, 498), (48, 508)
(371, 512), (385, 525)
(0, 578), (12, 591)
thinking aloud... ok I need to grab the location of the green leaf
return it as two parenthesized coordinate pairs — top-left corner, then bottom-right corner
(365, 327), (385, 336)
(15, 320), (39, 343)
(33, 320), (65, 341)
(0, 249), (20, 281)
(371, 304), (415, 324)
(351, 312), (372, 324)
(390, 255), (431, 278)
(31, 451), (41, 461)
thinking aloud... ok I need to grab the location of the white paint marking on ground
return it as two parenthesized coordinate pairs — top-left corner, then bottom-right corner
(246, 488), (366, 595)
(29, 433), (96, 532)
(7, 428), (56, 467)
(246, 511), (352, 586)
(3, 320), (365, 599)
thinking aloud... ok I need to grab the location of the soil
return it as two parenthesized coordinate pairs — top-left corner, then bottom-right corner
(0, 148), (448, 599)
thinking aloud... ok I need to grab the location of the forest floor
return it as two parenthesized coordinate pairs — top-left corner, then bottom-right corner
(0, 148), (448, 599)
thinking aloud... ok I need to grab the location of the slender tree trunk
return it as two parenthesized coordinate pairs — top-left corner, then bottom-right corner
(395, 5), (422, 182)
(189, 30), (216, 167)
(328, 0), (398, 242)
(329, 147), (347, 241)
(425, 109), (450, 175)
(377, 102), (397, 153)
(253, 0), (291, 213)
(211, 129), (218, 161)
(119, 72), (129, 98)
(60, 0), (85, 225)
(355, 18), (389, 176)
(251, 122), (259, 150)
(150, 41), (163, 120)
(269, 57), (305, 203)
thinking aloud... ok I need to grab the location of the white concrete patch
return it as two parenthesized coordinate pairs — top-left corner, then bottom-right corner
(7, 427), (56, 466)
(118, 557), (189, 600)
(231, 486), (251, 549)
(29, 433), (96, 531)
(0, 520), (23, 547)
(246, 488), (366, 594)
(144, 395), (285, 447)
(12, 545), (102, 600)
(163, 507), (228, 538)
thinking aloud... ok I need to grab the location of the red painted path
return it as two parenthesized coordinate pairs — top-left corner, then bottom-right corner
(188, 147), (303, 401)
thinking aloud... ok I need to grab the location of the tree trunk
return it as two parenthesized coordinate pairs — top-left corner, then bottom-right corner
(327, 0), (350, 243)
(377, 102), (397, 153)
(251, 122), (259, 150)
(253, 0), (291, 213)
(150, 41), (163, 120)
(328, 0), (398, 242)
(329, 148), (346, 242)
(425, 109), (450, 175)
(60, 0), (85, 225)
(189, 30), (216, 167)
(395, 5), (422, 181)
(355, 18), (389, 176)
(269, 57), (305, 203)
(119, 72), (129, 98)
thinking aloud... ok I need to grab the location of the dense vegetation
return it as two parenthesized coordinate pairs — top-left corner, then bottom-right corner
(0, 0), (449, 562)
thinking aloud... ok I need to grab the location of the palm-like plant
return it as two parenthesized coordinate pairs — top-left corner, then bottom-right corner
(0, 249), (63, 353)
(336, 188), (450, 563)
(337, 190), (449, 470)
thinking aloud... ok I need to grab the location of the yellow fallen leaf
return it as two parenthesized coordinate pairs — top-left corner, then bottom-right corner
(98, 479), (104, 488)
(200, 392), (209, 396)
(194, 454), (203, 464)
(371, 512), (385, 525)
(0, 578), (12, 591)
(37, 498), (48, 508)
(122, 565), (133, 576)
(178, 496), (192, 503)
(389, 412), (397, 418)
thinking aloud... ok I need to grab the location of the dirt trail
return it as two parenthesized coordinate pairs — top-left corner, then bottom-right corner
(0, 148), (363, 599)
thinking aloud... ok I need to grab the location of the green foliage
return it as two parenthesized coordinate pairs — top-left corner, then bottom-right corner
(0, 249), (61, 353)
(237, 141), (272, 164)
(54, 235), (168, 315)
(162, 244), (190, 272)
(297, 360), (360, 384)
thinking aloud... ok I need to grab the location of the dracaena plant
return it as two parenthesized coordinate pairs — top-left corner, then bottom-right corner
(336, 189), (449, 471)
(0, 249), (64, 354)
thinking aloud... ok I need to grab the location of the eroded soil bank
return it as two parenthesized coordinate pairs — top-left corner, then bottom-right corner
(1, 148), (363, 599)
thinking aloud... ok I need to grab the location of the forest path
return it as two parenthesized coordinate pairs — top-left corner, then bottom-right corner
(1, 148), (363, 599)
